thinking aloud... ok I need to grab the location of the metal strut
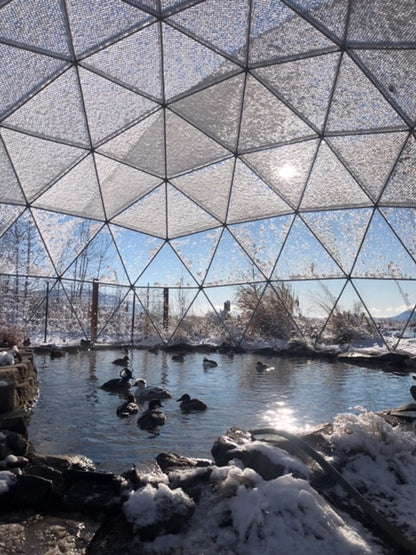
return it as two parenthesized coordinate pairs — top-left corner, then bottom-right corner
(250, 427), (416, 555)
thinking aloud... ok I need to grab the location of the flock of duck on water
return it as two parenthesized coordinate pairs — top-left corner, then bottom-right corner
(99, 352), (278, 431)
(100, 354), (222, 431)
(5, 343), (415, 427)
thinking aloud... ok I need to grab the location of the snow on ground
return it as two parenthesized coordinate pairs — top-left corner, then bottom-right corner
(122, 411), (416, 554)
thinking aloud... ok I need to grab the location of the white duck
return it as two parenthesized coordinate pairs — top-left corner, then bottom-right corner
(0, 346), (21, 366)
(134, 378), (172, 401)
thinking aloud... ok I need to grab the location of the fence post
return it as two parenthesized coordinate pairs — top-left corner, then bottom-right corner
(130, 287), (136, 345)
(44, 281), (49, 343)
(163, 287), (169, 330)
(91, 279), (99, 343)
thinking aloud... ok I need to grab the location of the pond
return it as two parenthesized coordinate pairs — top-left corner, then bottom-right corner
(27, 348), (414, 474)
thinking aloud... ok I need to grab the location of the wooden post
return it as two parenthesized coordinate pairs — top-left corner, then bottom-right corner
(130, 287), (136, 345)
(44, 281), (49, 343)
(163, 287), (169, 330)
(91, 279), (99, 343)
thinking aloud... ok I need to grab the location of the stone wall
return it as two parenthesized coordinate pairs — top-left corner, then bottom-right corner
(0, 350), (38, 435)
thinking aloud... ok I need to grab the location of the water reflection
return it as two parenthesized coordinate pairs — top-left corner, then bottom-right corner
(262, 401), (298, 432)
(27, 349), (414, 473)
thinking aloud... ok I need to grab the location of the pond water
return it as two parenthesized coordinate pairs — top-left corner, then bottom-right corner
(28, 349), (414, 474)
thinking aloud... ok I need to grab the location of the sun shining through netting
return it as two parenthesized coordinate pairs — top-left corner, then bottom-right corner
(0, 0), (416, 349)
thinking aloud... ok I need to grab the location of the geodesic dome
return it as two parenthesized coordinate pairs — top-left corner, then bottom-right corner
(1, 0), (416, 347)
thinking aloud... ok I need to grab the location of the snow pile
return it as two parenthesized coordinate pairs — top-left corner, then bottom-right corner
(124, 482), (195, 531)
(325, 411), (416, 542)
(0, 470), (17, 494)
(121, 423), (396, 554)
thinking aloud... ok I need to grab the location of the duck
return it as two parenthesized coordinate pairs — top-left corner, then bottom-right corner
(256, 361), (274, 372)
(202, 357), (218, 368)
(177, 393), (207, 412)
(101, 368), (133, 391)
(172, 353), (185, 362)
(137, 399), (167, 429)
(116, 393), (139, 417)
(49, 345), (65, 359)
(0, 346), (21, 366)
(112, 354), (130, 366)
(411, 385), (416, 402)
(134, 378), (172, 401)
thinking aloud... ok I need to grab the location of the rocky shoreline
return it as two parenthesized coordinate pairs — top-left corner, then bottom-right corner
(1, 343), (416, 553)
(1, 409), (416, 553)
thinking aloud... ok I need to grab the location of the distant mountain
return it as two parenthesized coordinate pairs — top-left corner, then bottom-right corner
(391, 309), (416, 322)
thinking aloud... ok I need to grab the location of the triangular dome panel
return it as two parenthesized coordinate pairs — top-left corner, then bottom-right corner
(273, 216), (344, 280)
(170, 227), (222, 284)
(253, 53), (340, 131)
(347, 1), (416, 45)
(97, 111), (165, 178)
(380, 207), (416, 261)
(3, 67), (90, 147)
(110, 226), (164, 284)
(0, 0), (71, 57)
(32, 209), (103, 275)
(95, 154), (161, 219)
(0, 204), (25, 236)
(66, 0), (154, 57)
(326, 54), (406, 133)
(79, 67), (158, 146)
(168, 0), (250, 63)
(300, 142), (370, 211)
(321, 280), (380, 343)
(30, 279), (87, 338)
(82, 24), (163, 100)
(239, 75), (316, 151)
(61, 225), (129, 284)
(168, 288), (220, 344)
(302, 209), (372, 275)
(229, 215), (294, 279)
(380, 135), (416, 207)
(112, 185), (166, 238)
(162, 24), (240, 101)
(0, 210), (56, 277)
(1, 128), (87, 202)
(33, 155), (105, 220)
(171, 158), (234, 221)
(167, 184), (219, 238)
(327, 132), (407, 202)
(353, 278), (416, 331)
(242, 140), (318, 208)
(171, 74), (245, 151)
(0, 43), (68, 118)
(0, 137), (25, 204)
(353, 211), (416, 279)
(290, 0), (349, 43)
(135, 242), (199, 288)
(227, 160), (292, 224)
(249, 0), (337, 65)
(204, 228), (266, 285)
(354, 49), (416, 125)
(166, 111), (230, 177)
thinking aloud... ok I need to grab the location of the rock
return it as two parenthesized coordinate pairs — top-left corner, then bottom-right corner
(211, 427), (254, 465)
(63, 469), (128, 511)
(1, 430), (34, 458)
(167, 466), (213, 502)
(7, 474), (61, 510)
(156, 452), (212, 472)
